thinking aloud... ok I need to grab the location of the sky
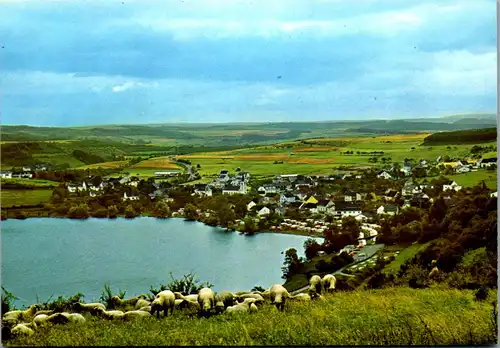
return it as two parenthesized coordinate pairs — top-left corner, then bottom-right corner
(0, 0), (497, 126)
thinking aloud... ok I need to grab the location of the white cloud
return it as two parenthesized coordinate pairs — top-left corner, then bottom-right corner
(111, 81), (157, 93)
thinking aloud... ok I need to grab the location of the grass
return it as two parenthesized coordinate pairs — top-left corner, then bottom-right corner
(119, 168), (182, 179)
(1, 178), (57, 188)
(447, 170), (497, 190)
(6, 287), (497, 346)
(131, 157), (182, 170)
(1, 189), (53, 207)
(177, 135), (496, 177)
(383, 243), (430, 275)
(76, 161), (129, 170)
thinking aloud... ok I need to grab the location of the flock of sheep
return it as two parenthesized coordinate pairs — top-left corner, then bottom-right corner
(2, 274), (336, 339)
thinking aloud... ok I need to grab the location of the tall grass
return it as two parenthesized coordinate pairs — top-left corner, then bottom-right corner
(6, 287), (497, 346)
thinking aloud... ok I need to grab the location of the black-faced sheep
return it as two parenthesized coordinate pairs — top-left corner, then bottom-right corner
(321, 274), (337, 293)
(270, 284), (290, 311)
(309, 275), (323, 295)
(215, 291), (236, 313)
(151, 290), (175, 318)
(197, 288), (216, 315)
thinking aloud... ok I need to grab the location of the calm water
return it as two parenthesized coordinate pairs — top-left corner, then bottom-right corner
(1, 217), (320, 306)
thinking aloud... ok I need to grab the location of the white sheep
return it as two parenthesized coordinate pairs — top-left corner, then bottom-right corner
(73, 302), (106, 314)
(198, 288), (216, 315)
(289, 293), (312, 302)
(134, 299), (151, 310)
(270, 284), (290, 311)
(253, 289), (271, 301)
(309, 275), (323, 295)
(93, 308), (125, 320)
(46, 312), (70, 325)
(225, 299), (257, 315)
(151, 290), (175, 318)
(65, 313), (86, 324)
(123, 310), (152, 321)
(321, 274), (337, 294)
(111, 295), (142, 308)
(137, 305), (152, 312)
(3, 304), (41, 325)
(174, 293), (199, 303)
(33, 314), (50, 328)
(11, 323), (34, 337)
(215, 291), (236, 313)
(235, 293), (264, 303)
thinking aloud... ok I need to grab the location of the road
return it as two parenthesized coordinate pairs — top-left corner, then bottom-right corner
(290, 243), (385, 295)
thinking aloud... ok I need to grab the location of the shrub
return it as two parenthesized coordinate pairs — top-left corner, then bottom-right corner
(124, 206), (137, 219)
(92, 208), (108, 218)
(68, 204), (90, 219)
(153, 202), (171, 218)
(150, 272), (213, 298)
(1, 287), (18, 315)
(100, 284), (126, 309)
(474, 286), (488, 302)
(14, 211), (27, 220)
(108, 205), (119, 218)
(38, 292), (84, 313)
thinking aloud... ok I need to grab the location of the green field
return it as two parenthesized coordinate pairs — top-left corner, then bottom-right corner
(447, 170), (498, 189)
(383, 243), (430, 275)
(1, 178), (57, 188)
(178, 135), (495, 177)
(6, 287), (497, 346)
(1, 189), (53, 207)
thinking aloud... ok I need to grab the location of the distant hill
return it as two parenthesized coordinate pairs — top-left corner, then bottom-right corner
(2, 114), (497, 146)
(422, 127), (497, 145)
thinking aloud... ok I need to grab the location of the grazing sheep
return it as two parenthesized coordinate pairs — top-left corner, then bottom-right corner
(321, 274), (337, 293)
(235, 293), (264, 303)
(92, 308), (125, 320)
(269, 284), (290, 311)
(249, 303), (258, 313)
(309, 275), (323, 295)
(253, 289), (271, 301)
(73, 302), (106, 314)
(428, 266), (439, 279)
(66, 313), (86, 325)
(225, 299), (256, 315)
(215, 291), (236, 313)
(289, 293), (311, 302)
(3, 304), (41, 325)
(137, 306), (152, 312)
(174, 299), (190, 310)
(111, 295), (142, 308)
(198, 288), (216, 315)
(134, 299), (151, 310)
(34, 309), (54, 316)
(46, 312), (70, 325)
(33, 314), (51, 327)
(123, 310), (152, 321)
(151, 290), (175, 318)
(11, 323), (34, 337)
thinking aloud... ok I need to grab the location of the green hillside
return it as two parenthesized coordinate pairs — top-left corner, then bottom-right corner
(5, 287), (497, 346)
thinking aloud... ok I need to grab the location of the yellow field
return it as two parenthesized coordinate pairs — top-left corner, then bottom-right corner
(132, 157), (181, 169)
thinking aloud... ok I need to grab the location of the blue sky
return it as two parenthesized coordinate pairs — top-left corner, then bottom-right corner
(0, 0), (496, 126)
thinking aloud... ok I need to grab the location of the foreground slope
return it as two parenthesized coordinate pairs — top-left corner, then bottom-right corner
(6, 287), (497, 346)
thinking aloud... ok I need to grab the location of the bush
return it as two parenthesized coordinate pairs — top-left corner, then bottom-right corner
(124, 206), (137, 219)
(99, 284), (126, 310)
(14, 211), (27, 220)
(38, 292), (84, 313)
(108, 205), (119, 218)
(474, 286), (488, 302)
(150, 272), (213, 298)
(152, 202), (171, 218)
(1, 287), (18, 315)
(92, 208), (108, 218)
(68, 204), (90, 219)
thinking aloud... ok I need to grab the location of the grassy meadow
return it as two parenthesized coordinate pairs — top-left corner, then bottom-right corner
(6, 287), (497, 346)
(1, 189), (53, 207)
(447, 170), (498, 190)
(383, 243), (430, 275)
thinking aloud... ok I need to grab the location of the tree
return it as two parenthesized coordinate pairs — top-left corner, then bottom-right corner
(184, 203), (198, 221)
(153, 201), (171, 218)
(217, 204), (236, 226)
(341, 216), (361, 241)
(281, 248), (303, 279)
(91, 175), (103, 187)
(304, 238), (322, 260)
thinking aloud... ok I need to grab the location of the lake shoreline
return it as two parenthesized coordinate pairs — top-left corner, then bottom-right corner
(2, 215), (323, 238)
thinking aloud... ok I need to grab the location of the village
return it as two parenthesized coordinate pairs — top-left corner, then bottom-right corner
(2, 154), (496, 250)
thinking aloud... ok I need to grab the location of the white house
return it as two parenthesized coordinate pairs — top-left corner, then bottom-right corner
(377, 171), (393, 180)
(280, 193), (297, 205)
(477, 158), (497, 168)
(490, 192), (497, 198)
(22, 166), (32, 172)
(455, 165), (471, 174)
(222, 183), (247, 195)
(247, 201), (257, 211)
(377, 204), (399, 216)
(257, 207), (271, 216)
(316, 200), (336, 215)
(67, 185), (77, 193)
(443, 181), (462, 192)
(194, 184), (212, 197)
(258, 185), (278, 195)
(123, 192), (139, 201)
(0, 171), (12, 179)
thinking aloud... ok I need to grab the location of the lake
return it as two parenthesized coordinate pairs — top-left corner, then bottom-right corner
(1, 217), (321, 307)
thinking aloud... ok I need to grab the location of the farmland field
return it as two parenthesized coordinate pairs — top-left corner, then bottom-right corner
(1, 189), (52, 207)
(447, 170), (498, 189)
(131, 157), (181, 170)
(76, 161), (129, 170)
(177, 134), (496, 177)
